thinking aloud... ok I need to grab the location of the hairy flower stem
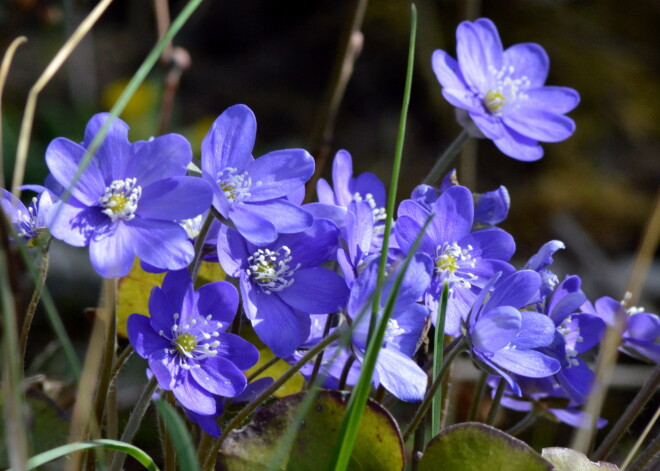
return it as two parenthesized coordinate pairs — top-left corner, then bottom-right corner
(467, 371), (488, 421)
(188, 211), (215, 281)
(109, 345), (134, 386)
(505, 410), (537, 436)
(411, 419), (426, 471)
(621, 405), (660, 471)
(92, 278), (118, 431)
(626, 427), (660, 471)
(109, 376), (158, 471)
(403, 337), (466, 442)
(592, 364), (660, 461)
(246, 356), (281, 382)
(305, 313), (335, 389)
(422, 129), (470, 186)
(19, 237), (51, 366)
(486, 378), (506, 425)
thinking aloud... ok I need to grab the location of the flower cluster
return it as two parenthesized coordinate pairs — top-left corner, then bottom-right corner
(5, 17), (657, 443)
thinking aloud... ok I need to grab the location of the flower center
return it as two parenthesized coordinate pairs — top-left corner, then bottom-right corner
(99, 178), (142, 222)
(160, 312), (224, 369)
(434, 242), (477, 289)
(175, 332), (197, 354)
(216, 167), (255, 203)
(383, 319), (405, 345)
(16, 197), (38, 240)
(246, 246), (301, 294)
(483, 65), (530, 116)
(557, 316), (584, 367)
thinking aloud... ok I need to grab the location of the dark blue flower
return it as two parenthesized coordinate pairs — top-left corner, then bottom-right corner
(201, 104), (314, 246)
(1, 187), (54, 244)
(216, 219), (350, 358)
(395, 185), (515, 335)
(432, 18), (579, 161)
(45, 113), (213, 278)
(128, 270), (258, 415)
(465, 270), (561, 396)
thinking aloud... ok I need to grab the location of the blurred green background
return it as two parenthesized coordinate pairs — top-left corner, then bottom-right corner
(1, 0), (657, 460)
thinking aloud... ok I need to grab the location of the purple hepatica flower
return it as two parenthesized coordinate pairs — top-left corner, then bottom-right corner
(582, 296), (660, 364)
(128, 269), (259, 416)
(216, 219), (350, 358)
(410, 170), (510, 229)
(300, 255), (432, 401)
(46, 113), (212, 278)
(525, 240), (566, 300)
(540, 275), (605, 403)
(432, 18), (579, 161)
(466, 270), (561, 396)
(1, 188), (55, 245)
(395, 185), (515, 336)
(201, 104), (314, 246)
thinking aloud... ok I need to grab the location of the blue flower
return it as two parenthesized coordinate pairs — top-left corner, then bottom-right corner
(1, 187), (54, 245)
(395, 185), (515, 335)
(216, 219), (350, 358)
(201, 104), (314, 246)
(465, 270), (561, 396)
(582, 296), (660, 364)
(45, 113), (213, 278)
(432, 18), (579, 161)
(128, 270), (259, 416)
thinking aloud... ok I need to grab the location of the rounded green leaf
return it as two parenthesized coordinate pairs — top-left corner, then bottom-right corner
(419, 422), (554, 471)
(218, 389), (404, 471)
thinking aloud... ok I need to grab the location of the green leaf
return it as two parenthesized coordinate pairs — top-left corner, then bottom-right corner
(218, 390), (404, 471)
(7, 439), (159, 471)
(154, 400), (202, 471)
(419, 422), (554, 471)
(541, 448), (620, 471)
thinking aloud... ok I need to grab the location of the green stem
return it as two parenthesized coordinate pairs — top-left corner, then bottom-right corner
(422, 129), (470, 186)
(109, 376), (159, 471)
(486, 378), (506, 425)
(410, 419), (426, 471)
(188, 211), (214, 281)
(159, 408), (177, 471)
(467, 371), (487, 422)
(403, 337), (465, 442)
(591, 364), (660, 461)
(20, 237), (51, 365)
(109, 345), (134, 386)
(246, 356), (281, 382)
(305, 313), (335, 389)
(431, 283), (449, 436)
(337, 355), (356, 391)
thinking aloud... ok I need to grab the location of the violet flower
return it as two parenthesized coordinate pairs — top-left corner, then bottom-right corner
(216, 219), (350, 358)
(45, 113), (213, 278)
(201, 104), (314, 246)
(582, 296), (660, 364)
(432, 18), (579, 161)
(395, 185), (515, 336)
(465, 270), (561, 396)
(1, 187), (54, 245)
(128, 270), (258, 415)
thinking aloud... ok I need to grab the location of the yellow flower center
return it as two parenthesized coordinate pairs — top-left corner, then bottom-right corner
(484, 90), (506, 114)
(175, 332), (197, 354)
(436, 253), (459, 274)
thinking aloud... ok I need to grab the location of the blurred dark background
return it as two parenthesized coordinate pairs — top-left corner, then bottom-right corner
(1, 0), (658, 457)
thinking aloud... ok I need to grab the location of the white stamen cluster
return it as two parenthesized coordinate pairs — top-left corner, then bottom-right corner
(383, 319), (405, 345)
(353, 192), (387, 223)
(15, 197), (38, 239)
(247, 246), (301, 294)
(99, 178), (142, 222)
(434, 241), (477, 289)
(557, 315), (584, 367)
(180, 214), (204, 239)
(483, 65), (530, 116)
(159, 312), (224, 370)
(216, 167), (257, 203)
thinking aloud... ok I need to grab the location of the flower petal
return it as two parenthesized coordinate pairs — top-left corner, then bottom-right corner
(492, 127), (544, 162)
(456, 18), (503, 92)
(127, 314), (169, 358)
(201, 104), (256, 175)
(238, 199), (313, 234)
(125, 134), (193, 187)
(48, 200), (105, 247)
(196, 281), (239, 327)
(503, 109), (575, 142)
(375, 348), (428, 402)
(430, 185), (474, 242)
(245, 149), (314, 201)
(124, 219), (194, 271)
(503, 43), (549, 87)
(89, 220), (135, 278)
(190, 355), (247, 397)
(490, 348), (561, 378)
(279, 267), (349, 314)
(83, 113), (131, 179)
(524, 87), (580, 114)
(471, 305), (521, 352)
(484, 270), (540, 312)
(137, 177), (212, 220)
(215, 332), (259, 371)
(171, 372), (217, 415)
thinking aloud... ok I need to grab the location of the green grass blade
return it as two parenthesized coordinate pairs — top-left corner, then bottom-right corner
(154, 400), (202, 471)
(8, 439), (160, 471)
(431, 282), (449, 436)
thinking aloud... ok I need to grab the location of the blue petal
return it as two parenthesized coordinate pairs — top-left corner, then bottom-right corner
(125, 133), (192, 186)
(125, 219), (194, 272)
(456, 18), (503, 93)
(490, 348), (561, 378)
(239, 199), (313, 234)
(483, 270), (540, 312)
(215, 332), (259, 371)
(190, 355), (247, 397)
(471, 306), (521, 352)
(83, 113), (131, 179)
(89, 220), (135, 278)
(503, 109), (575, 143)
(127, 314), (168, 358)
(137, 177), (212, 220)
(228, 204), (278, 246)
(201, 104), (256, 176)
(493, 126), (544, 162)
(171, 371), (217, 415)
(279, 267), (349, 314)
(502, 43), (549, 87)
(430, 185), (474, 243)
(375, 348), (428, 402)
(245, 149), (314, 201)
(196, 280), (239, 327)
(513, 311), (556, 349)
